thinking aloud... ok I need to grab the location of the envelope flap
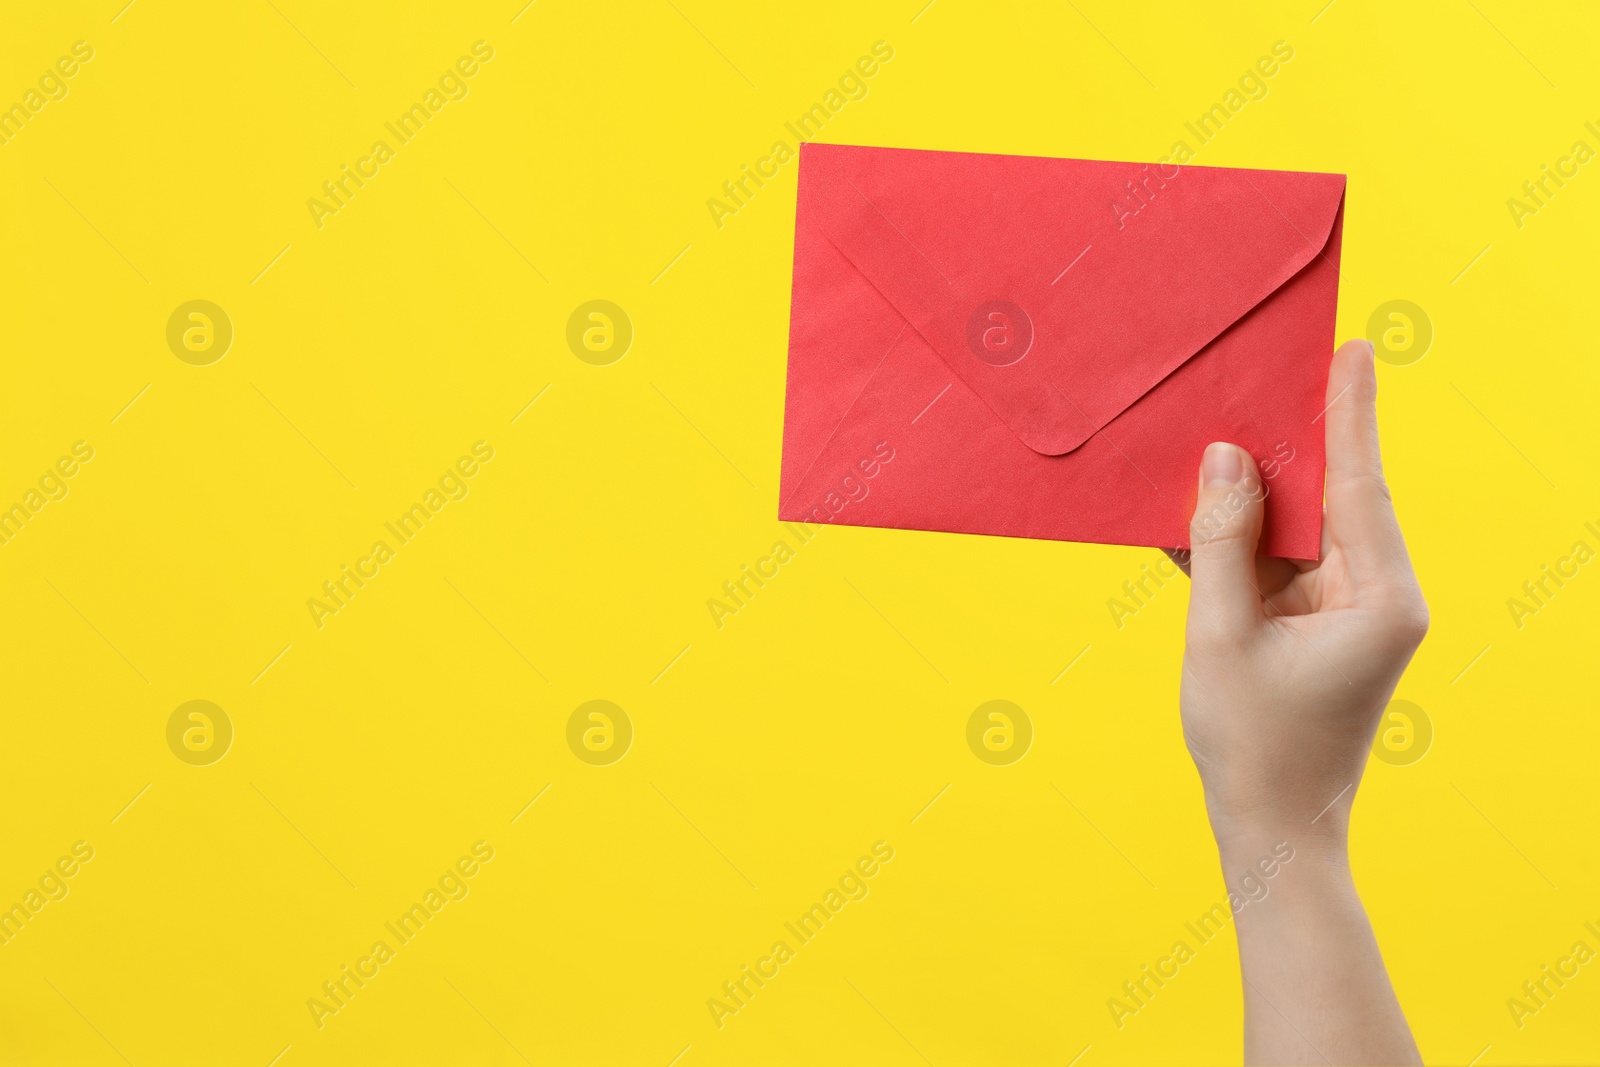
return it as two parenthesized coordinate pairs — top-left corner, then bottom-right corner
(800, 143), (1347, 455)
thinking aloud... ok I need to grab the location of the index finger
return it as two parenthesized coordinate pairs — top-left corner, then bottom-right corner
(1322, 338), (1410, 570)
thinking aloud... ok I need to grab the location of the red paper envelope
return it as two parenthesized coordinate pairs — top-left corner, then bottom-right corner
(778, 142), (1346, 559)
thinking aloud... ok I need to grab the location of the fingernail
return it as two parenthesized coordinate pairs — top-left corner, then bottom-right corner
(1361, 338), (1376, 359)
(1201, 442), (1243, 487)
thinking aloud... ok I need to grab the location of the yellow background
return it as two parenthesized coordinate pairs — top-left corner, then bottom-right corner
(2, 1), (1597, 1063)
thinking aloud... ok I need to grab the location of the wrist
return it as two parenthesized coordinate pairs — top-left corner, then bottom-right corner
(1209, 812), (1349, 873)
(1202, 786), (1353, 863)
(1212, 827), (1358, 931)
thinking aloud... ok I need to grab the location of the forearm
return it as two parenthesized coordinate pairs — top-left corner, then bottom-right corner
(1218, 830), (1420, 1066)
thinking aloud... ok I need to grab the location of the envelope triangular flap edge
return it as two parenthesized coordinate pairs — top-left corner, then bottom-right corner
(799, 143), (1347, 456)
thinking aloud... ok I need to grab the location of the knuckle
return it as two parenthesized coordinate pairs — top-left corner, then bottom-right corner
(1376, 589), (1430, 644)
(1190, 507), (1249, 548)
(1402, 596), (1431, 642)
(1329, 467), (1392, 503)
(1189, 521), (1251, 557)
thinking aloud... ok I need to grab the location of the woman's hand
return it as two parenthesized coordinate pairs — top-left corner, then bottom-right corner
(1179, 338), (1428, 851)
(1176, 338), (1426, 1065)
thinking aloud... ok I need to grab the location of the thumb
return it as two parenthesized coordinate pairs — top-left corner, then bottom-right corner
(1187, 442), (1266, 634)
